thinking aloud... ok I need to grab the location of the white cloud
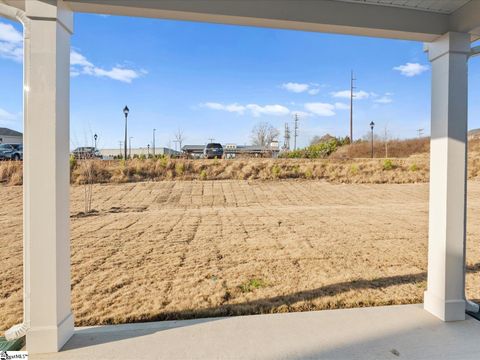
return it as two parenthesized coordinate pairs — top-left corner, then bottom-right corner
(291, 110), (312, 118)
(70, 49), (146, 83)
(0, 107), (19, 126)
(281, 82), (309, 93)
(0, 108), (16, 121)
(203, 102), (246, 114)
(0, 23), (146, 83)
(281, 82), (321, 95)
(246, 104), (290, 117)
(393, 62), (429, 77)
(334, 102), (350, 110)
(374, 96), (393, 104)
(202, 102), (290, 117)
(331, 90), (370, 100)
(0, 22), (23, 62)
(304, 102), (335, 117)
(70, 50), (94, 68)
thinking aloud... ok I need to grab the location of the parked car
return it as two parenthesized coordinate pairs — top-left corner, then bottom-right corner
(0, 143), (23, 160)
(72, 147), (101, 159)
(203, 143), (224, 159)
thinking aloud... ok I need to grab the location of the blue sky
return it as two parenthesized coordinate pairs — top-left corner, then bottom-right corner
(1, 13), (480, 149)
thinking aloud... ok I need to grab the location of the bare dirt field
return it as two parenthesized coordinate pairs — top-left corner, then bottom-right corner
(1, 180), (480, 332)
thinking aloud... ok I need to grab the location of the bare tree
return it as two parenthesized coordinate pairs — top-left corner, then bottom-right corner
(174, 128), (185, 151)
(251, 122), (280, 147)
(71, 133), (96, 215)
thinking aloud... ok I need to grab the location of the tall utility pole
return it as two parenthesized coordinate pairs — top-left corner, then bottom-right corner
(119, 141), (123, 157)
(208, 137), (215, 143)
(293, 113), (299, 150)
(152, 128), (156, 157)
(417, 128), (424, 138)
(350, 71), (356, 143)
(284, 123), (291, 150)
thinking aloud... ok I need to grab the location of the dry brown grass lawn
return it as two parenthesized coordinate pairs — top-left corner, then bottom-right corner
(1, 180), (480, 332)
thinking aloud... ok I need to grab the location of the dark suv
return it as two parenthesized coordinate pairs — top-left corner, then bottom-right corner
(0, 143), (22, 160)
(203, 143), (223, 159)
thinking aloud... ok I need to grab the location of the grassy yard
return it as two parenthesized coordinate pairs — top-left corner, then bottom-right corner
(1, 179), (480, 332)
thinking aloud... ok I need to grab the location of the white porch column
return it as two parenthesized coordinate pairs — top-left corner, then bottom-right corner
(24, 0), (74, 352)
(424, 32), (470, 321)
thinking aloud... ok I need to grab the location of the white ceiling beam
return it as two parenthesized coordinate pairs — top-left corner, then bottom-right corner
(65, 0), (450, 41)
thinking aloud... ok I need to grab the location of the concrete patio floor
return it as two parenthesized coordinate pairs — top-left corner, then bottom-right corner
(31, 304), (480, 360)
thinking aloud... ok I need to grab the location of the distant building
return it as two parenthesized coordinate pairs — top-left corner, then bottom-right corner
(99, 147), (180, 158)
(0, 128), (22, 144)
(182, 145), (205, 158)
(182, 142), (280, 159)
(468, 128), (480, 140)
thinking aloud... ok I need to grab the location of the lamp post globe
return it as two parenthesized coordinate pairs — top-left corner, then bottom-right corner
(94, 133), (98, 149)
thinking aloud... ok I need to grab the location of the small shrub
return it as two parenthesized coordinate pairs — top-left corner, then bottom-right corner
(410, 163), (419, 172)
(271, 164), (281, 178)
(350, 164), (359, 175)
(69, 154), (77, 171)
(383, 159), (394, 170)
(175, 162), (185, 176)
(305, 167), (313, 179)
(158, 156), (168, 168)
(199, 169), (207, 180)
(239, 278), (267, 293)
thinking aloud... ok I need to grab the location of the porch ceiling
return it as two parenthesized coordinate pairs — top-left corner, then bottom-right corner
(337, 0), (471, 15)
(2, 0), (479, 42)
(62, 0), (479, 42)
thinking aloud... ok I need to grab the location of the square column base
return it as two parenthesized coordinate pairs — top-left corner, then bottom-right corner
(424, 291), (465, 321)
(26, 312), (74, 353)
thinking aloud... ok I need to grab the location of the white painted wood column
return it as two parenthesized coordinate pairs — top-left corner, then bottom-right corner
(24, 0), (74, 352)
(424, 32), (470, 321)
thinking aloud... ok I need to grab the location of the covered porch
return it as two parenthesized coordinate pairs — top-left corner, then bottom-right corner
(1, 0), (480, 356)
(31, 305), (480, 360)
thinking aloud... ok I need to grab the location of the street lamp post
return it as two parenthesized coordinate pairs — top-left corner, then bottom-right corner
(94, 133), (98, 149)
(123, 105), (129, 159)
(147, 144), (150, 158)
(153, 128), (156, 157)
(129, 136), (133, 158)
(370, 121), (375, 158)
